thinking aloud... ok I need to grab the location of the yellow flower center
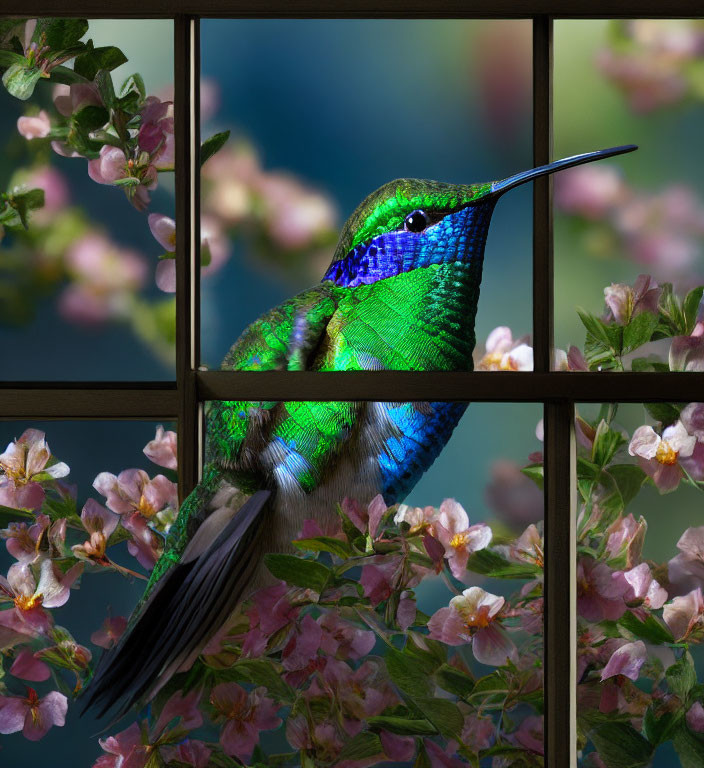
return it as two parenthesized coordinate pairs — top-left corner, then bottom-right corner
(655, 440), (678, 465)
(455, 604), (492, 630)
(15, 592), (43, 611)
(137, 494), (156, 518)
(450, 531), (470, 550)
(479, 352), (515, 371)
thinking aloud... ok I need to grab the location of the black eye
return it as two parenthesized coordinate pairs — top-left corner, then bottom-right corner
(404, 209), (429, 233)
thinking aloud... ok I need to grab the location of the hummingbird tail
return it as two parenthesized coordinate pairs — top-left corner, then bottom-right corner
(81, 488), (271, 724)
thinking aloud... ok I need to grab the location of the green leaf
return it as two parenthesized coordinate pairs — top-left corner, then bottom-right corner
(34, 18), (89, 51)
(674, 724), (704, 768)
(9, 187), (45, 228)
(366, 715), (437, 736)
(73, 104), (109, 132)
(414, 697), (463, 739)
(684, 287), (704, 333)
(434, 663), (475, 698)
(292, 536), (353, 559)
(230, 658), (294, 702)
(405, 633), (447, 671)
(619, 611), (673, 645)
(667, 652), (697, 698)
(336, 731), (382, 762)
(465, 548), (541, 579)
(74, 44), (127, 80)
(623, 311), (658, 352)
(643, 705), (682, 746)
(95, 69), (115, 108)
(119, 72), (145, 99)
(645, 403), (681, 427)
(602, 464), (646, 509)
(200, 130), (231, 166)
(386, 646), (433, 697)
(2, 62), (42, 100)
(0, 50), (25, 68)
(591, 419), (626, 467)
(112, 177), (141, 188)
(520, 464), (543, 490)
(263, 553), (331, 593)
(0, 504), (35, 527)
(48, 65), (89, 85)
(588, 722), (653, 768)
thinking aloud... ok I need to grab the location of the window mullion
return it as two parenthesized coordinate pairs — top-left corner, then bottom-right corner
(175, 14), (202, 501)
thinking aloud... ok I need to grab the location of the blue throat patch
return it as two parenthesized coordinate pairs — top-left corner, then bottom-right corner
(322, 201), (495, 288)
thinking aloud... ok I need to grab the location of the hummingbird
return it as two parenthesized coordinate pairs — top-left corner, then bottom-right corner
(83, 144), (636, 720)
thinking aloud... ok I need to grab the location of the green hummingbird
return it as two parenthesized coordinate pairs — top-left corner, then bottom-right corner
(84, 144), (636, 719)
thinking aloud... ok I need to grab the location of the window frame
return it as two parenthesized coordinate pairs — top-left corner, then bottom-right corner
(2, 8), (704, 767)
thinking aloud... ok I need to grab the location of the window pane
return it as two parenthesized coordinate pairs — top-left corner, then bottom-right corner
(0, 18), (175, 380)
(0, 419), (177, 764)
(554, 21), (704, 372)
(575, 401), (704, 767)
(199, 20), (534, 373)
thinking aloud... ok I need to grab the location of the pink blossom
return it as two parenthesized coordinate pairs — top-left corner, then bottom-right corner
(663, 588), (704, 641)
(160, 741), (212, 768)
(604, 274), (661, 325)
(601, 640), (647, 681)
(155, 259), (176, 292)
(0, 560), (82, 633)
(0, 428), (69, 512)
(93, 468), (177, 519)
(485, 460), (543, 528)
(424, 739), (467, 768)
(360, 560), (396, 607)
(568, 345), (589, 371)
(282, 613), (322, 674)
(143, 425), (178, 470)
(687, 701), (704, 733)
(91, 615), (128, 649)
(148, 213), (176, 252)
(52, 82), (102, 117)
(605, 513), (646, 568)
(428, 587), (517, 666)
(461, 714), (495, 752)
(397, 590), (417, 630)
(670, 335), (704, 372)
(0, 688), (67, 740)
(154, 688), (203, 736)
(623, 563), (667, 609)
(256, 173), (337, 249)
(17, 110), (51, 140)
(318, 612), (375, 660)
(505, 523), (544, 568)
(318, 657), (398, 722)
(433, 499), (492, 580)
(342, 494), (387, 540)
(380, 729), (415, 761)
(71, 498), (119, 563)
(211, 683), (281, 761)
(138, 96), (174, 170)
(555, 164), (626, 219)
(1, 515), (49, 563)
(200, 214), (231, 277)
(23, 165), (69, 219)
(576, 558), (628, 622)
(393, 502), (437, 533)
(94, 722), (147, 768)
(511, 714), (544, 755)
(121, 512), (162, 570)
(9, 648), (50, 681)
(629, 421), (696, 492)
(241, 582), (298, 656)
(477, 326), (533, 371)
(88, 146), (158, 210)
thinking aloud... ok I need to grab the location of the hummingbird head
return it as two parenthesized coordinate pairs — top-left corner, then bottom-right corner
(322, 145), (637, 288)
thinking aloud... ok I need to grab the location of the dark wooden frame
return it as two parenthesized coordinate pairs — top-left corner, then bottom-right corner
(3, 10), (704, 767)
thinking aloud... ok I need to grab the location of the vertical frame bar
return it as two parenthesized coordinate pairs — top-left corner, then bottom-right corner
(174, 15), (202, 500)
(544, 400), (576, 767)
(532, 15), (553, 374)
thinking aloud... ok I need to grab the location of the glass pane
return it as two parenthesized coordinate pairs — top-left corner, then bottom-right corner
(0, 18), (175, 380)
(554, 21), (704, 372)
(199, 20), (534, 373)
(0, 419), (177, 764)
(575, 401), (704, 767)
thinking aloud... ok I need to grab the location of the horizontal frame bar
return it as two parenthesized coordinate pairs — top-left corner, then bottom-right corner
(196, 370), (704, 403)
(2, 372), (703, 415)
(0, 386), (178, 419)
(5, 3), (704, 17)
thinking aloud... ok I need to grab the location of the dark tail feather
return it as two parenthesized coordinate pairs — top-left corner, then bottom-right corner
(81, 489), (271, 723)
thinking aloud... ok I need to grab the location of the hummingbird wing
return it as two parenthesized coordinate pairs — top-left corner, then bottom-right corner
(82, 284), (344, 721)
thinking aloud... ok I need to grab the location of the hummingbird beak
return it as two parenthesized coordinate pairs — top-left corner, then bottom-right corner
(489, 144), (638, 197)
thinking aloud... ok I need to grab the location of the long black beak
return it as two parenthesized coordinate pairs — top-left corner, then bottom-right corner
(490, 145), (637, 196)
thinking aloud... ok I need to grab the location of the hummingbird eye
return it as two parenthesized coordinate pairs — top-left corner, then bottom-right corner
(404, 209), (430, 233)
